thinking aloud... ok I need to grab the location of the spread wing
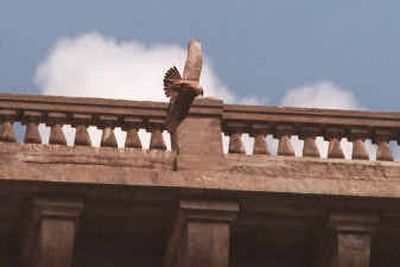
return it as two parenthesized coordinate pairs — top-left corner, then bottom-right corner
(164, 66), (181, 130)
(183, 40), (203, 81)
(163, 40), (203, 131)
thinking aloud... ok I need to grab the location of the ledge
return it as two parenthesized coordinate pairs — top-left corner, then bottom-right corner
(0, 143), (400, 199)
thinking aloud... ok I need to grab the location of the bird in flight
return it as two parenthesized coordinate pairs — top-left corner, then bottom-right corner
(163, 40), (203, 131)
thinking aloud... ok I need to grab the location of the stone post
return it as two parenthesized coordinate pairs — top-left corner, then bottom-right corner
(326, 213), (379, 267)
(21, 197), (83, 267)
(173, 97), (226, 170)
(164, 199), (239, 267)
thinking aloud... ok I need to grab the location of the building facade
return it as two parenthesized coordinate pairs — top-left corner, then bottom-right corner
(0, 93), (399, 267)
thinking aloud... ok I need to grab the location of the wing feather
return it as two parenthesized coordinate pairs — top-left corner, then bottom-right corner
(163, 66), (181, 97)
(183, 40), (203, 81)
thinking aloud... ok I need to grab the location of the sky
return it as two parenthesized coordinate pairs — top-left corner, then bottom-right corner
(1, 1), (400, 111)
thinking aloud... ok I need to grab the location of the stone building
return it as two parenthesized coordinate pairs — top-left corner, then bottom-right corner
(0, 92), (399, 267)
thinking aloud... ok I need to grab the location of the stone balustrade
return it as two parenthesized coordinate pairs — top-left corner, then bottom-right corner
(223, 104), (400, 161)
(0, 93), (169, 150)
(0, 93), (399, 162)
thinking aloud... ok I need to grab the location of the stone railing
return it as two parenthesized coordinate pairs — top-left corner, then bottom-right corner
(222, 104), (400, 161)
(0, 93), (169, 150)
(0, 93), (399, 162)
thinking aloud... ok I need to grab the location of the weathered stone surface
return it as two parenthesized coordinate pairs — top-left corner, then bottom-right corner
(352, 139), (369, 160)
(0, 121), (16, 142)
(149, 128), (166, 150)
(253, 134), (269, 155)
(228, 132), (245, 154)
(21, 197), (83, 267)
(164, 200), (238, 267)
(328, 138), (345, 159)
(49, 124), (67, 145)
(24, 122), (41, 144)
(174, 98), (227, 171)
(277, 135), (295, 156)
(376, 141), (393, 161)
(1, 143), (400, 198)
(74, 125), (91, 146)
(100, 127), (118, 148)
(125, 128), (142, 149)
(303, 136), (320, 158)
(326, 213), (379, 267)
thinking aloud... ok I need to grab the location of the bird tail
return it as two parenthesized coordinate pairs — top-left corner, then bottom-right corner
(163, 66), (181, 97)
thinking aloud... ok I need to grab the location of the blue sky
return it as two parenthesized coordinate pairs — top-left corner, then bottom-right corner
(1, 1), (400, 111)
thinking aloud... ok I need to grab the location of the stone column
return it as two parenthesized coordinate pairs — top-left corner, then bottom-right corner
(164, 199), (239, 267)
(21, 197), (83, 267)
(326, 213), (379, 267)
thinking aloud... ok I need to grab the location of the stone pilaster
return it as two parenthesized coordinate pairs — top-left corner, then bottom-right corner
(173, 97), (226, 170)
(21, 197), (83, 267)
(326, 213), (379, 267)
(164, 199), (239, 267)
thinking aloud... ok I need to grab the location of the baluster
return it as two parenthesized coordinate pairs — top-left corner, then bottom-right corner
(49, 124), (66, 145)
(326, 128), (345, 159)
(225, 122), (245, 154)
(253, 134), (268, 155)
(126, 128), (142, 149)
(300, 126), (320, 158)
(374, 129), (394, 161)
(48, 112), (67, 145)
(99, 115), (118, 148)
(275, 125), (295, 156)
(349, 128), (369, 160)
(101, 127), (117, 147)
(23, 111), (42, 144)
(250, 123), (270, 155)
(123, 117), (142, 149)
(0, 110), (16, 143)
(149, 119), (166, 150)
(228, 132), (245, 154)
(75, 125), (91, 146)
(72, 114), (92, 146)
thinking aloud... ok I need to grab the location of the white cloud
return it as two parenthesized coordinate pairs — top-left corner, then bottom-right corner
(35, 32), (236, 102)
(281, 81), (359, 109)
